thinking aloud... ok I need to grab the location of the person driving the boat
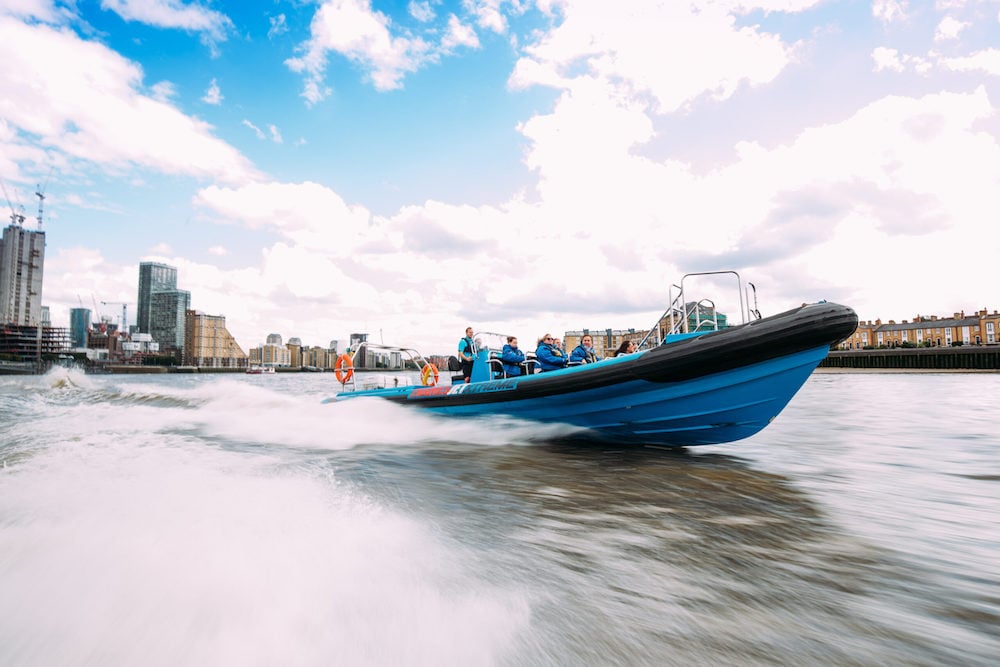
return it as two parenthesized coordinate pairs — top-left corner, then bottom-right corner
(570, 334), (601, 364)
(535, 333), (568, 372)
(458, 326), (476, 383)
(501, 336), (526, 377)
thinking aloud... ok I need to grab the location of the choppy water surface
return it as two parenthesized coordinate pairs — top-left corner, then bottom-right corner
(1, 370), (997, 666)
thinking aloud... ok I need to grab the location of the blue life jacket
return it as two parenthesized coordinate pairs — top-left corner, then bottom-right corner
(570, 344), (600, 364)
(501, 344), (525, 376)
(535, 342), (568, 371)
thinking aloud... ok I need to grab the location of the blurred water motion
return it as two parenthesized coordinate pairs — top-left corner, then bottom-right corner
(1, 370), (997, 666)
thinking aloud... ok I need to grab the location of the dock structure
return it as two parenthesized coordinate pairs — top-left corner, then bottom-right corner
(821, 347), (1000, 371)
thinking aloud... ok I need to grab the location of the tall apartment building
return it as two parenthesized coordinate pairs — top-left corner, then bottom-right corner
(69, 307), (91, 348)
(0, 222), (45, 325)
(136, 262), (177, 332)
(136, 262), (192, 361)
(286, 337), (302, 368)
(149, 289), (190, 360)
(184, 310), (247, 368)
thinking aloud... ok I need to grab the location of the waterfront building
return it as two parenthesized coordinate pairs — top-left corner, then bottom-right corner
(248, 340), (291, 367)
(136, 262), (191, 361)
(302, 345), (333, 370)
(69, 307), (91, 348)
(149, 289), (190, 361)
(184, 310), (246, 368)
(286, 337), (302, 368)
(354, 344), (403, 369)
(120, 332), (161, 362)
(839, 309), (1000, 349)
(0, 222), (45, 326)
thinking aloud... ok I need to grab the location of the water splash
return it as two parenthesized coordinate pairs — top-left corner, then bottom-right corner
(0, 381), (532, 665)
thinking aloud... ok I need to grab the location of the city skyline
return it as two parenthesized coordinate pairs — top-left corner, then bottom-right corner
(6, 217), (1000, 359)
(2, 1), (998, 354)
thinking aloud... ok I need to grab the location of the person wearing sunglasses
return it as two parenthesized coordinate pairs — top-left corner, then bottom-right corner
(535, 333), (568, 372)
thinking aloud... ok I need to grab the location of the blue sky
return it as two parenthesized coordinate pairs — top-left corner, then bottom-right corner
(1, 0), (998, 354)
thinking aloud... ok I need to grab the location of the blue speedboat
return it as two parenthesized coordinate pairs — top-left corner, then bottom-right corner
(327, 272), (857, 447)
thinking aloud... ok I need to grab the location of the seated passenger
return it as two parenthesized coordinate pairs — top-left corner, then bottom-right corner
(570, 334), (601, 364)
(535, 333), (568, 372)
(501, 336), (526, 377)
(614, 340), (638, 357)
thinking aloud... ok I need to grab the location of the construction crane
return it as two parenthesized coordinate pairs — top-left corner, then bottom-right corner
(1, 178), (26, 226)
(35, 167), (53, 230)
(101, 301), (128, 335)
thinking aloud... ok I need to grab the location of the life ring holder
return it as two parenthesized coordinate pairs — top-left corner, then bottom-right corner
(420, 363), (440, 387)
(334, 354), (354, 384)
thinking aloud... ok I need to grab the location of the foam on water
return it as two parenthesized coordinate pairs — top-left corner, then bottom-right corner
(0, 372), (534, 666)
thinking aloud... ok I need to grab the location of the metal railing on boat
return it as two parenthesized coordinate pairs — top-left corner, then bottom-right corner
(637, 270), (761, 350)
(338, 343), (438, 391)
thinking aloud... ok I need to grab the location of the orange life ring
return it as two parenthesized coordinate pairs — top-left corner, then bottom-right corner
(420, 363), (439, 387)
(334, 354), (354, 383)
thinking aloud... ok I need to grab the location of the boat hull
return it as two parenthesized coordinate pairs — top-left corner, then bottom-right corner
(330, 301), (857, 447)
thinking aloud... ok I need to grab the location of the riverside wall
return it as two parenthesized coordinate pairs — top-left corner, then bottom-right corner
(820, 347), (1000, 371)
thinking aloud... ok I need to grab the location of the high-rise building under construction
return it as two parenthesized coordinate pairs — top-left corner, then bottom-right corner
(0, 222), (45, 326)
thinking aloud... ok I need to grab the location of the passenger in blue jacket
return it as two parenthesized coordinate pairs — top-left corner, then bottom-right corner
(570, 334), (601, 364)
(501, 336), (526, 377)
(535, 333), (568, 372)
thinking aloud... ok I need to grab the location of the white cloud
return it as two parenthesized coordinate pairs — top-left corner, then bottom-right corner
(870, 45), (932, 74)
(240, 120), (283, 144)
(149, 80), (176, 102)
(441, 14), (479, 51)
(934, 15), (969, 41)
(466, 0), (508, 33)
(193, 181), (373, 251)
(510, 2), (793, 114)
(872, 0), (908, 24)
(408, 1), (434, 23)
(0, 0), (62, 22)
(42, 247), (138, 328)
(100, 0), (233, 44)
(286, 0), (432, 101)
(0, 17), (259, 184)
(202, 78), (222, 105)
(207, 245), (228, 256)
(940, 48), (1000, 75)
(872, 46), (905, 72)
(242, 119), (266, 140)
(268, 13), (288, 39)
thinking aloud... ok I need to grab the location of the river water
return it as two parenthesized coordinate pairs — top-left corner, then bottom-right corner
(0, 369), (997, 666)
